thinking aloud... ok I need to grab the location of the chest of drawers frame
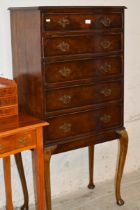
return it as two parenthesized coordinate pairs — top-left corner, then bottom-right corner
(9, 6), (128, 210)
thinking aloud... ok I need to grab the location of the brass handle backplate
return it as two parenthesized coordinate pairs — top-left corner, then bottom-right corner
(59, 123), (71, 133)
(19, 137), (26, 145)
(59, 95), (72, 104)
(100, 114), (112, 123)
(100, 40), (111, 49)
(58, 17), (70, 28)
(59, 67), (71, 78)
(100, 88), (112, 97)
(57, 42), (70, 52)
(99, 63), (112, 73)
(100, 16), (111, 27)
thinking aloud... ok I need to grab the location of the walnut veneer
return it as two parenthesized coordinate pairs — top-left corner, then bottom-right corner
(9, 6), (128, 210)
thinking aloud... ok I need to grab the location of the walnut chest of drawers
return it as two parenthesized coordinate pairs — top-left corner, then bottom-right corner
(9, 6), (128, 209)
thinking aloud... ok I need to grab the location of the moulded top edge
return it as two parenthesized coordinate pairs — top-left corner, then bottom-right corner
(8, 6), (127, 11)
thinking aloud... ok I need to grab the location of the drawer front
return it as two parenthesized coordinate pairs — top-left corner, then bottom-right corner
(0, 87), (17, 97)
(45, 81), (122, 111)
(0, 105), (18, 119)
(0, 130), (36, 154)
(43, 34), (122, 57)
(0, 96), (18, 107)
(42, 13), (123, 31)
(45, 104), (122, 141)
(44, 56), (123, 84)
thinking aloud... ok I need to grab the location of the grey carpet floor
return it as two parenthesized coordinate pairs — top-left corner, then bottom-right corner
(1, 169), (140, 210)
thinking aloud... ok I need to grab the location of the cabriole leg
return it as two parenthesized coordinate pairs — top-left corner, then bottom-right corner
(116, 129), (128, 205)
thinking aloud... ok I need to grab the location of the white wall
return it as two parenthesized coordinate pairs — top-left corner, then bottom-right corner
(0, 0), (140, 208)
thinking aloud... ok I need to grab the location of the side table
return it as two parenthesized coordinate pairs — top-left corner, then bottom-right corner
(0, 113), (48, 210)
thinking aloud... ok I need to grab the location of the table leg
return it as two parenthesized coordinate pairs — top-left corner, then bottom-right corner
(44, 150), (52, 210)
(88, 145), (95, 189)
(3, 156), (13, 210)
(116, 129), (128, 205)
(32, 127), (46, 210)
(15, 153), (29, 210)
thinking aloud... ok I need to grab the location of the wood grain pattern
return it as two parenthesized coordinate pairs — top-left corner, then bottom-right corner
(0, 96), (18, 107)
(115, 129), (128, 206)
(0, 130), (36, 155)
(44, 55), (123, 86)
(3, 156), (13, 210)
(10, 10), (43, 118)
(0, 105), (18, 119)
(43, 33), (123, 57)
(32, 127), (46, 210)
(45, 80), (123, 111)
(45, 103), (123, 142)
(44, 150), (52, 210)
(42, 13), (123, 31)
(0, 77), (18, 119)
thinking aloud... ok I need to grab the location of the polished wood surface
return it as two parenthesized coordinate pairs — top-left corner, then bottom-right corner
(44, 55), (123, 86)
(0, 77), (18, 119)
(44, 150), (52, 210)
(45, 80), (122, 111)
(9, 6), (127, 210)
(0, 130), (36, 156)
(45, 103), (123, 143)
(0, 114), (48, 138)
(43, 33), (122, 57)
(116, 129), (128, 205)
(42, 12), (123, 31)
(88, 145), (95, 189)
(32, 127), (46, 210)
(0, 114), (48, 210)
(3, 157), (13, 210)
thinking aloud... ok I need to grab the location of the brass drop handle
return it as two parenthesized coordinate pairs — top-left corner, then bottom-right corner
(100, 40), (111, 49)
(19, 136), (26, 145)
(99, 63), (112, 73)
(0, 144), (2, 150)
(58, 17), (70, 28)
(59, 95), (72, 104)
(100, 114), (112, 123)
(57, 42), (70, 52)
(100, 16), (111, 27)
(100, 88), (112, 97)
(59, 67), (71, 78)
(59, 123), (71, 133)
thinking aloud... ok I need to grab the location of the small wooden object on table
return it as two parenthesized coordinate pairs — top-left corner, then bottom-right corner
(0, 77), (18, 119)
(0, 77), (48, 210)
